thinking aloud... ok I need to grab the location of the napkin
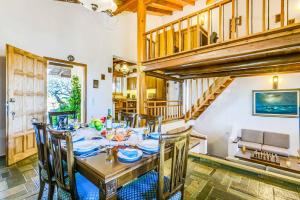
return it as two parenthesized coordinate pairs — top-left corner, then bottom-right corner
(119, 149), (138, 158)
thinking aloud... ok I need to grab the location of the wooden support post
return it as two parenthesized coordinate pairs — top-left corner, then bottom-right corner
(137, 0), (147, 114)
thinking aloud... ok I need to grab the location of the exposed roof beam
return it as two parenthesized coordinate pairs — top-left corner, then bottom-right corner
(181, 0), (196, 5)
(147, 0), (183, 11)
(146, 71), (183, 82)
(146, 6), (173, 15)
(114, 0), (137, 15)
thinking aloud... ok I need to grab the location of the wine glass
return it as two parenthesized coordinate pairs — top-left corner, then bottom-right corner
(143, 127), (150, 140)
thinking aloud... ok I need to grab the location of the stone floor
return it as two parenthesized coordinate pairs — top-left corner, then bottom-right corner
(0, 155), (299, 200)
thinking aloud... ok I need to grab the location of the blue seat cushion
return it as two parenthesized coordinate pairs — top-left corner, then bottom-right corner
(58, 172), (99, 200)
(117, 171), (182, 200)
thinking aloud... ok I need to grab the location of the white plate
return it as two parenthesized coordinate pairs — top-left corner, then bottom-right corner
(131, 128), (146, 134)
(73, 140), (99, 152)
(137, 139), (159, 151)
(117, 148), (143, 161)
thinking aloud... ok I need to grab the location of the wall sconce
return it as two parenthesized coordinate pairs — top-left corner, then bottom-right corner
(273, 76), (279, 89)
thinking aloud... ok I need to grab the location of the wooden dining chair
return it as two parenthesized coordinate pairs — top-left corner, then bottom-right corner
(117, 126), (192, 200)
(118, 112), (137, 128)
(48, 111), (77, 129)
(48, 129), (99, 200)
(32, 121), (55, 200)
(137, 114), (162, 132)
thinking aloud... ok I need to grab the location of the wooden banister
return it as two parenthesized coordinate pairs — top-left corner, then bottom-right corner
(143, 0), (291, 63)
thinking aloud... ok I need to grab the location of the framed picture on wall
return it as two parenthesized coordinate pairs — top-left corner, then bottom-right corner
(253, 89), (299, 118)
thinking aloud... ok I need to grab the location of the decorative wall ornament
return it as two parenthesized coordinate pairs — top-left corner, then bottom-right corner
(67, 55), (75, 62)
(93, 80), (99, 88)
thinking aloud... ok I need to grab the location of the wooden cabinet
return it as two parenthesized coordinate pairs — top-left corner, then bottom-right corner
(127, 77), (137, 90)
(146, 76), (157, 89)
(145, 76), (166, 100)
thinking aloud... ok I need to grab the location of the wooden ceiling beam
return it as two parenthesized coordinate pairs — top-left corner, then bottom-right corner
(165, 53), (300, 75)
(55, 0), (81, 3)
(146, 71), (183, 82)
(114, 0), (137, 15)
(179, 63), (300, 79)
(147, 0), (183, 11)
(146, 6), (173, 15)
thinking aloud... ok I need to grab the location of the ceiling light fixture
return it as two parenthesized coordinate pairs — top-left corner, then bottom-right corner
(80, 0), (117, 16)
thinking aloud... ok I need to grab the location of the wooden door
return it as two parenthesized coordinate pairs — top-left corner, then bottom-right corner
(6, 45), (47, 166)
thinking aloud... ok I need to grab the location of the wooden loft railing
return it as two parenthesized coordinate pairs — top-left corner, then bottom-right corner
(144, 100), (183, 121)
(143, 0), (298, 63)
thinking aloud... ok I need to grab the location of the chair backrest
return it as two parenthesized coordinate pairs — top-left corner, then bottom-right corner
(118, 112), (137, 128)
(137, 114), (162, 132)
(48, 128), (77, 198)
(158, 126), (192, 200)
(32, 121), (52, 180)
(48, 111), (77, 128)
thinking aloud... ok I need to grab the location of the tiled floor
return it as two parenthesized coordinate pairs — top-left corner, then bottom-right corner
(0, 155), (299, 200)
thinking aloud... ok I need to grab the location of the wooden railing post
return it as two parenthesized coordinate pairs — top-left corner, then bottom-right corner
(246, 0), (250, 35)
(262, 0), (266, 31)
(196, 15), (200, 48)
(280, 0), (285, 27)
(207, 9), (211, 44)
(187, 18), (191, 50)
(178, 20), (182, 52)
(219, 5), (223, 42)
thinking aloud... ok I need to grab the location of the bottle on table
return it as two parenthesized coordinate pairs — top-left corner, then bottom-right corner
(106, 109), (113, 131)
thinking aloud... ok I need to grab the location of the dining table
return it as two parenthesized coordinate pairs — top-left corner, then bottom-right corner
(68, 126), (200, 200)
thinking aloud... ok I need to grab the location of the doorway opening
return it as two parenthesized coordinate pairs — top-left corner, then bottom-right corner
(46, 57), (87, 124)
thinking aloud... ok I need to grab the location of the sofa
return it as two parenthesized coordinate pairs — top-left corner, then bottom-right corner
(234, 129), (290, 157)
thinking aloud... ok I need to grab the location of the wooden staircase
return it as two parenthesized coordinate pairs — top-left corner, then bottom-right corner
(184, 76), (234, 121)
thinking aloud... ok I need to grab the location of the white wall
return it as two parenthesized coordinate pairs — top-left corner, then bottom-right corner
(0, 0), (161, 155)
(0, 57), (5, 155)
(0, 0), (161, 119)
(194, 74), (300, 158)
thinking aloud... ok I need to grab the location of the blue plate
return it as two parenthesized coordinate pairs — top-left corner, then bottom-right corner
(118, 155), (143, 163)
(149, 132), (160, 140)
(74, 147), (99, 156)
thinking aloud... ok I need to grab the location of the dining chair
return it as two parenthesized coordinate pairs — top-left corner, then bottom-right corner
(32, 121), (55, 200)
(137, 114), (162, 132)
(48, 129), (99, 200)
(117, 126), (192, 200)
(48, 111), (77, 129)
(118, 112), (137, 128)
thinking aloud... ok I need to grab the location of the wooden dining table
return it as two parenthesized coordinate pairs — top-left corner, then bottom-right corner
(71, 128), (201, 200)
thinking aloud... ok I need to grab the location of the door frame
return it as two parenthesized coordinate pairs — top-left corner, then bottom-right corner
(44, 57), (87, 123)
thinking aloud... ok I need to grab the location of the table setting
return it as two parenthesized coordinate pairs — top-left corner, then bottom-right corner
(63, 118), (161, 164)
